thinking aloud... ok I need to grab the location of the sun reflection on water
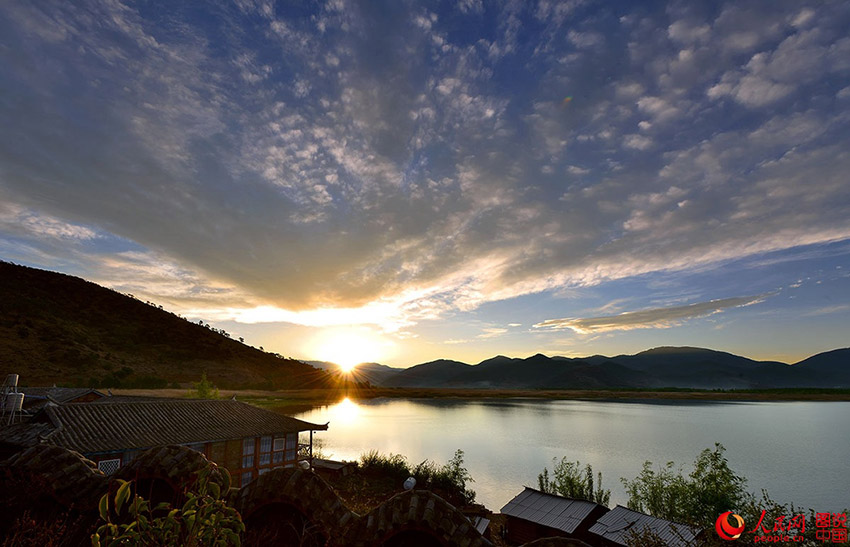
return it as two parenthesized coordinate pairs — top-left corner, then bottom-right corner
(326, 397), (362, 426)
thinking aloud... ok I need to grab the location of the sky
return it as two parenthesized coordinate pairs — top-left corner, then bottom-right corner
(1, 0), (849, 368)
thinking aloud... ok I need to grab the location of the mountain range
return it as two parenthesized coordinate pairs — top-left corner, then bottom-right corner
(339, 346), (850, 390)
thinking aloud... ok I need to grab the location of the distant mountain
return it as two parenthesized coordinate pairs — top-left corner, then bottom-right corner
(791, 349), (850, 387)
(382, 359), (474, 388)
(0, 261), (330, 389)
(306, 361), (403, 386)
(373, 347), (850, 390)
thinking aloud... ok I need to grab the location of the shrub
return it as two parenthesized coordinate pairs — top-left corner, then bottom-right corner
(538, 459), (611, 506)
(358, 449), (476, 506)
(621, 443), (745, 527)
(188, 372), (219, 399)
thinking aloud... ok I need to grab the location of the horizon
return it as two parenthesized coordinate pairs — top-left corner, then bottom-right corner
(309, 345), (848, 371)
(2, 1), (849, 368)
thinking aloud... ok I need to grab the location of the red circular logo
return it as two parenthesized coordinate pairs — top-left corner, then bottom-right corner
(716, 511), (746, 540)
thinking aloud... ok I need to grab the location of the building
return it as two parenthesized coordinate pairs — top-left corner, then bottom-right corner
(587, 505), (699, 547)
(18, 386), (106, 412)
(500, 487), (610, 544)
(0, 398), (327, 487)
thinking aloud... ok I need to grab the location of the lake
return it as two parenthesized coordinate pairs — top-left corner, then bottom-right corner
(294, 397), (850, 512)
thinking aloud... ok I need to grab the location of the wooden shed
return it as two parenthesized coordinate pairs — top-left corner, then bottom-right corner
(500, 487), (609, 545)
(587, 505), (699, 547)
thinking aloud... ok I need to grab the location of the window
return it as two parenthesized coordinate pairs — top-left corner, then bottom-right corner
(242, 437), (256, 469)
(259, 436), (272, 466)
(97, 458), (121, 475)
(258, 468), (269, 476)
(285, 433), (298, 461)
(242, 438), (255, 454)
(273, 437), (285, 452)
(241, 472), (253, 487)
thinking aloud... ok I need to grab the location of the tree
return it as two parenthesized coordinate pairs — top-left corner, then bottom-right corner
(621, 443), (748, 527)
(188, 372), (219, 399)
(538, 458), (611, 506)
(442, 449), (476, 505)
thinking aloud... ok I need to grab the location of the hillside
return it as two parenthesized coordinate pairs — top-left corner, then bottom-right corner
(0, 261), (330, 389)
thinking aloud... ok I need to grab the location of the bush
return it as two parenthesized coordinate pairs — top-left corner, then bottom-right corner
(621, 443), (745, 527)
(358, 449), (476, 506)
(359, 450), (410, 479)
(538, 459), (611, 506)
(188, 372), (219, 399)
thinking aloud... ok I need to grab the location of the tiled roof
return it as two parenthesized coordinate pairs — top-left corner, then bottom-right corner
(20, 387), (105, 404)
(587, 505), (698, 547)
(39, 399), (327, 454)
(500, 487), (604, 534)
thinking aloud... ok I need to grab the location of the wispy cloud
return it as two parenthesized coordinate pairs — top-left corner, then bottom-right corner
(534, 294), (772, 334)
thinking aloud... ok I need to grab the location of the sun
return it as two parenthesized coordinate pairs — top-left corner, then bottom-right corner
(312, 330), (383, 373)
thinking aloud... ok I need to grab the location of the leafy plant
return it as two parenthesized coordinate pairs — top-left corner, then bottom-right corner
(538, 458), (611, 506)
(91, 467), (243, 546)
(188, 372), (220, 399)
(621, 443), (746, 527)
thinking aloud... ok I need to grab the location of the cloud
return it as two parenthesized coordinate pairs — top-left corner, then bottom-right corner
(0, 202), (99, 241)
(534, 294), (772, 334)
(1, 0), (849, 333)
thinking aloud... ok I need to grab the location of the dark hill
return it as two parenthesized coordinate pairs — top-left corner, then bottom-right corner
(0, 261), (330, 389)
(790, 348), (850, 387)
(382, 359), (473, 388)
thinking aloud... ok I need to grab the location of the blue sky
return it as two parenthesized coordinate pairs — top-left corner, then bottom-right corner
(1, 0), (849, 367)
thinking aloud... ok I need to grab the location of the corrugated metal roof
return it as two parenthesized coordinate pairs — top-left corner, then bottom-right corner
(500, 487), (602, 533)
(587, 505), (698, 547)
(472, 516), (490, 535)
(39, 399), (327, 454)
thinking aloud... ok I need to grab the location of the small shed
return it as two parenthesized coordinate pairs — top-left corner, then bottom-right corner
(500, 487), (609, 545)
(312, 457), (355, 477)
(587, 505), (699, 547)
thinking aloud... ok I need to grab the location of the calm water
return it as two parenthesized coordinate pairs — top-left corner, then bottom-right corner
(295, 398), (850, 512)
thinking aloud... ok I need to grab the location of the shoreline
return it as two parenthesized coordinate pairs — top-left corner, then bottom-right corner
(113, 386), (850, 406)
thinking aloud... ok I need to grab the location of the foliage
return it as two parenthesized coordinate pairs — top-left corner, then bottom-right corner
(621, 443), (746, 527)
(91, 467), (243, 546)
(359, 450), (410, 478)
(188, 372), (220, 399)
(1, 510), (81, 547)
(358, 449), (476, 505)
(621, 460), (692, 523)
(538, 458), (611, 506)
